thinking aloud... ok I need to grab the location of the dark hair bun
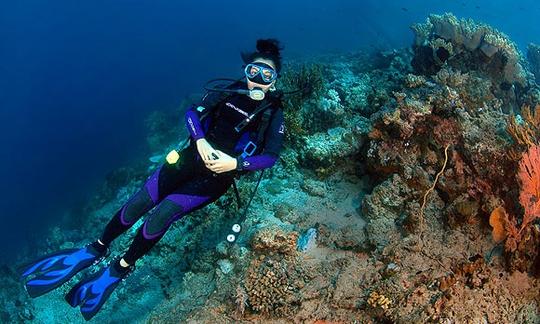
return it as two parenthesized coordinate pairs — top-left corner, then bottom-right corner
(241, 38), (284, 73)
(256, 39), (282, 56)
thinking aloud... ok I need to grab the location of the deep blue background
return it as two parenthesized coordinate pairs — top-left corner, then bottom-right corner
(1, 0), (539, 262)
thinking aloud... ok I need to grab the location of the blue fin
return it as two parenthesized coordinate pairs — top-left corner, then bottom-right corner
(18, 245), (107, 298)
(65, 259), (133, 321)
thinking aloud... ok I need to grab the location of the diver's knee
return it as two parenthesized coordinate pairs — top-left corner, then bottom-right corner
(141, 200), (183, 238)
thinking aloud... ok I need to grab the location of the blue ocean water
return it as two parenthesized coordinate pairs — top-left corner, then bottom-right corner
(0, 0), (539, 263)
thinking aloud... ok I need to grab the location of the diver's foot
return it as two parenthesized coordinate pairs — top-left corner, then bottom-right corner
(65, 257), (134, 321)
(18, 242), (109, 298)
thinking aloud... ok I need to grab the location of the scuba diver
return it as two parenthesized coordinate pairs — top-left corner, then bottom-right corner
(18, 38), (285, 321)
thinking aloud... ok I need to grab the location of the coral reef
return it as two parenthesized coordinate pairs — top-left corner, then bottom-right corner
(411, 13), (530, 112)
(9, 13), (540, 324)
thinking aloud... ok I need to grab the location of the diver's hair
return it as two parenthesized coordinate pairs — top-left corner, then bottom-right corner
(241, 38), (283, 73)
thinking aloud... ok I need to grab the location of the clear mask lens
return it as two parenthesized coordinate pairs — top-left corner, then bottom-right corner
(247, 65), (261, 78)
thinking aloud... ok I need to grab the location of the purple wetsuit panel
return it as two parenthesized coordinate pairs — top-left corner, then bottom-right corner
(185, 109), (205, 140)
(119, 197), (135, 226)
(239, 154), (278, 171)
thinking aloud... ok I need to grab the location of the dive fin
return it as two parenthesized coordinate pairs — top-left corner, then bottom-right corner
(65, 258), (134, 321)
(19, 245), (108, 298)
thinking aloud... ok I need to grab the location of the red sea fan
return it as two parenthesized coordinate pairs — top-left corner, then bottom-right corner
(518, 144), (540, 233)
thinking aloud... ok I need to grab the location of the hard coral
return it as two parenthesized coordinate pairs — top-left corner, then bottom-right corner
(438, 255), (488, 291)
(411, 13), (526, 88)
(244, 256), (304, 317)
(404, 73), (427, 88)
(367, 291), (392, 311)
(363, 174), (414, 249)
(233, 285), (248, 318)
(243, 228), (308, 317)
(301, 119), (368, 173)
(250, 227), (299, 256)
(306, 89), (346, 132)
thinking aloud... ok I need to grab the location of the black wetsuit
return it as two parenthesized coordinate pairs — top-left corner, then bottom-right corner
(98, 82), (285, 264)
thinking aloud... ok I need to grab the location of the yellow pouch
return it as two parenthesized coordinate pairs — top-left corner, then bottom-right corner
(166, 150), (180, 164)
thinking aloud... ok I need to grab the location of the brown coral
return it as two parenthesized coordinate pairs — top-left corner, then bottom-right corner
(438, 255), (488, 291)
(243, 227), (307, 317)
(244, 255), (305, 317)
(250, 227), (299, 256)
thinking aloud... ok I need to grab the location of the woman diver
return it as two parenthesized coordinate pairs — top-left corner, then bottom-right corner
(19, 39), (285, 321)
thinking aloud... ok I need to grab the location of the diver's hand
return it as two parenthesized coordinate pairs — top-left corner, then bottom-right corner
(205, 150), (238, 173)
(196, 138), (218, 163)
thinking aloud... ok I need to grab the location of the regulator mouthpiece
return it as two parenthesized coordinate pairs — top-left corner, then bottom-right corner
(166, 150), (180, 164)
(248, 88), (265, 101)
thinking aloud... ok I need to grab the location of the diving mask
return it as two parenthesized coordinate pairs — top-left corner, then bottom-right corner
(244, 63), (277, 84)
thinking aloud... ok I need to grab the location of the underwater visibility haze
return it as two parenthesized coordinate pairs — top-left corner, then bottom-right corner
(2, 0), (540, 322)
